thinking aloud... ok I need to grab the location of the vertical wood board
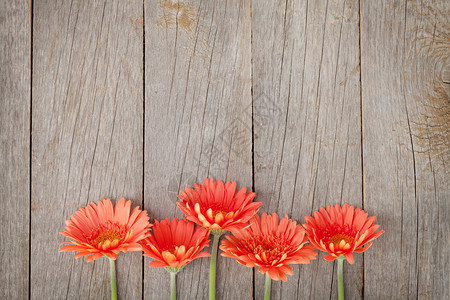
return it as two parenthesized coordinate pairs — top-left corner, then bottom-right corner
(252, 0), (363, 298)
(361, 0), (449, 298)
(31, 1), (143, 299)
(0, 0), (31, 299)
(144, 0), (253, 299)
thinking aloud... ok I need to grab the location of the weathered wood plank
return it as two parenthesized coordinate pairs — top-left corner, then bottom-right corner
(361, 0), (449, 298)
(31, 1), (143, 299)
(252, 0), (362, 299)
(144, 0), (252, 299)
(0, 1), (31, 299)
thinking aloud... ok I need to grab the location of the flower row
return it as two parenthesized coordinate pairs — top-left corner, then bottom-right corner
(60, 178), (384, 300)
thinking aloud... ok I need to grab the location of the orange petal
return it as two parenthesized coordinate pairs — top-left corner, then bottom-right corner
(162, 251), (176, 263)
(202, 220), (212, 228)
(210, 223), (221, 231)
(102, 240), (111, 250)
(324, 254), (337, 262)
(194, 203), (202, 215)
(87, 252), (105, 262)
(215, 212), (224, 224)
(225, 212), (234, 220)
(329, 242), (335, 252)
(267, 268), (280, 281)
(354, 242), (373, 253)
(206, 208), (214, 220)
(176, 245), (186, 260)
(148, 260), (167, 267)
(344, 252), (354, 264)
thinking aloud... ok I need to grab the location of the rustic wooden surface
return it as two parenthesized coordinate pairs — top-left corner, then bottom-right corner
(144, 0), (253, 299)
(361, 1), (449, 299)
(252, 0), (363, 299)
(0, 0), (30, 299)
(31, 1), (143, 299)
(0, 0), (448, 299)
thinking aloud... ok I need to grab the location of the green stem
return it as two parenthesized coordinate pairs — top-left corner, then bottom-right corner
(209, 233), (221, 300)
(337, 256), (344, 300)
(264, 273), (272, 300)
(170, 272), (177, 300)
(109, 258), (117, 300)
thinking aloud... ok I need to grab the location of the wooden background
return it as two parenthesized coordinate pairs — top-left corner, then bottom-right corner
(1, 0), (448, 299)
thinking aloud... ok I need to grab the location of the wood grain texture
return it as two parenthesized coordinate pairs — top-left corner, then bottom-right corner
(252, 0), (362, 299)
(144, 0), (252, 299)
(31, 1), (143, 299)
(0, 1), (30, 299)
(361, 0), (449, 299)
(1, 0), (449, 298)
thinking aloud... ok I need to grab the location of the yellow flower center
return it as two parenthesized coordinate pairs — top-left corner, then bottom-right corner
(248, 235), (290, 263)
(255, 244), (280, 256)
(212, 209), (226, 217)
(328, 233), (353, 245)
(163, 246), (176, 254)
(95, 230), (122, 245)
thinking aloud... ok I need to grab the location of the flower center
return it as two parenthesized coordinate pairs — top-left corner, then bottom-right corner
(247, 235), (291, 263)
(95, 230), (123, 245)
(88, 221), (126, 247)
(255, 244), (280, 257)
(212, 209), (226, 217)
(207, 203), (229, 216)
(328, 233), (353, 245)
(162, 246), (176, 253)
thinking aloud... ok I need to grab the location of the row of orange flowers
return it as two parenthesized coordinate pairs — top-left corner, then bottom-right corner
(60, 178), (384, 299)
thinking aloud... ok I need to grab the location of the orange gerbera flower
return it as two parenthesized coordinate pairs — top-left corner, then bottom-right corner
(59, 198), (151, 262)
(177, 178), (261, 234)
(220, 213), (317, 281)
(303, 203), (385, 264)
(141, 217), (211, 271)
